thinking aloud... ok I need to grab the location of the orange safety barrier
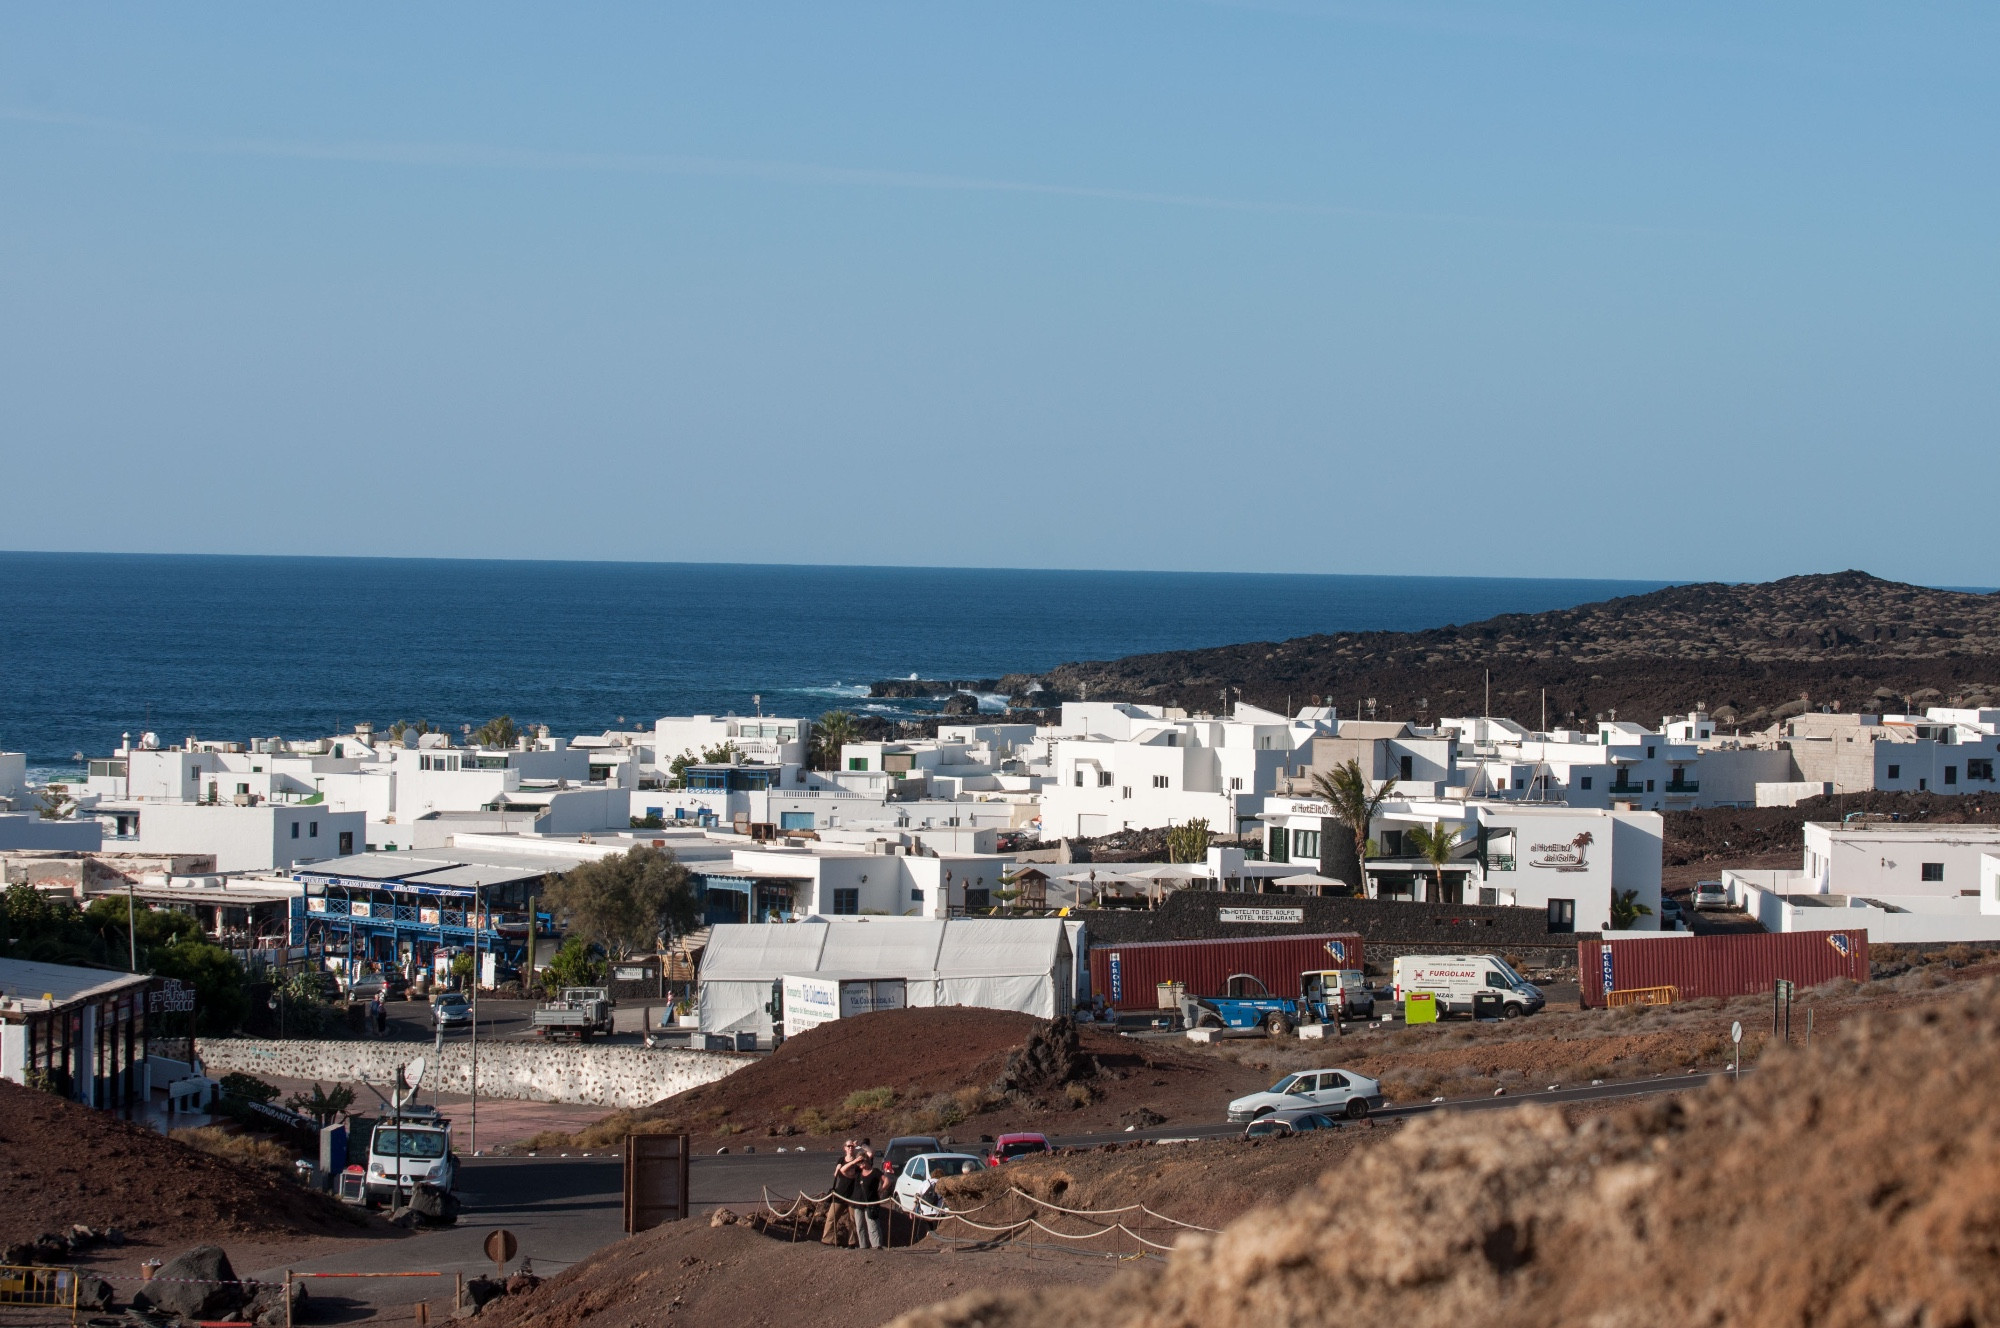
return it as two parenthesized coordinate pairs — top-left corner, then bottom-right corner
(1605, 984), (1680, 1008)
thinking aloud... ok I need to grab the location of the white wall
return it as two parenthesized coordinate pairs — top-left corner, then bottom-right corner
(132, 803), (365, 872)
(1802, 822), (2000, 900)
(0, 812), (103, 851)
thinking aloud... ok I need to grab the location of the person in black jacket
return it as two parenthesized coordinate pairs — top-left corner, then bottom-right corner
(853, 1152), (886, 1249)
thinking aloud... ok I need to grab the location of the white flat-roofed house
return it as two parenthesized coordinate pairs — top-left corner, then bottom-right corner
(1258, 796), (1663, 934)
(0, 751), (26, 810)
(1724, 820), (2000, 943)
(1780, 711), (2000, 796)
(1039, 702), (1334, 840)
(0, 957), (154, 1111)
(118, 802), (364, 873)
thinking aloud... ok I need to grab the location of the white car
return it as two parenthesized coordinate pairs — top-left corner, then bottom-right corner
(1693, 882), (1730, 911)
(1227, 1068), (1384, 1124)
(891, 1152), (987, 1217)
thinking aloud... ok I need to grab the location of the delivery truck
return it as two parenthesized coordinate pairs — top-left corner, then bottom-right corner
(766, 973), (908, 1045)
(1392, 954), (1545, 1019)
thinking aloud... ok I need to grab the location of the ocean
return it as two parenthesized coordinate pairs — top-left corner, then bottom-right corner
(0, 552), (1670, 776)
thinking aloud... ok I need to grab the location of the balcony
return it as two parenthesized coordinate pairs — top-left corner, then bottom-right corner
(1665, 781), (1700, 794)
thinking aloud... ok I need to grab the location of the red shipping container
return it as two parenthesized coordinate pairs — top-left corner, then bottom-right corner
(1089, 933), (1365, 1011)
(1579, 930), (1869, 1008)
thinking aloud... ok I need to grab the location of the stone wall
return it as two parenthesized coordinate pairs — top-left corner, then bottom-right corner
(1078, 892), (1596, 974)
(197, 1037), (753, 1110)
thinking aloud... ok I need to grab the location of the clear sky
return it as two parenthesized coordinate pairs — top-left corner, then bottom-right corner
(1, 4), (1995, 586)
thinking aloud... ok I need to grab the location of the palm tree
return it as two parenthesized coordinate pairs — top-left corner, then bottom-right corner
(1610, 889), (1655, 930)
(813, 710), (861, 770)
(1404, 820), (1462, 900)
(1307, 757), (1398, 891)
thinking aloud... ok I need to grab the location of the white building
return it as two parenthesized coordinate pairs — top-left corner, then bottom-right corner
(1259, 795), (1663, 933)
(1780, 710), (2000, 796)
(1723, 820), (2000, 943)
(0, 812), (102, 852)
(654, 715), (811, 784)
(115, 802), (365, 873)
(1038, 701), (1335, 840)
(0, 751), (26, 810)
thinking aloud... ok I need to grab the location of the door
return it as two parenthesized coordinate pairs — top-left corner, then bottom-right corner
(1547, 898), (1575, 933)
(1311, 1072), (1351, 1106)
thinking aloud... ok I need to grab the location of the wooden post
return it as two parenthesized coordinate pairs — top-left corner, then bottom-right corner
(284, 1271), (294, 1328)
(454, 1272), (463, 1313)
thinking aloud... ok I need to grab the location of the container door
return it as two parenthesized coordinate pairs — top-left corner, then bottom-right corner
(872, 979), (907, 1012)
(840, 982), (877, 1019)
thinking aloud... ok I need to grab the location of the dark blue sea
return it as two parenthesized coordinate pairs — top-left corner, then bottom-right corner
(0, 553), (1671, 777)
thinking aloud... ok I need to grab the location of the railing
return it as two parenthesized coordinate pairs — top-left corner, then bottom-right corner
(1665, 782), (1700, 793)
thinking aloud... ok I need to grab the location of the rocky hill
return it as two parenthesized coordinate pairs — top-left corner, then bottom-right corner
(998, 571), (2000, 730)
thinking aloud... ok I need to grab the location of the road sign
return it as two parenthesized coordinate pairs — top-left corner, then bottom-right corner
(483, 1229), (518, 1274)
(1730, 1021), (1742, 1043)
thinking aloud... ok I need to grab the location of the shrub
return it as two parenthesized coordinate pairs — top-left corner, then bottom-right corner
(953, 1085), (997, 1117)
(842, 1087), (896, 1113)
(219, 1072), (279, 1104)
(178, 1126), (296, 1172)
(1064, 1082), (1094, 1107)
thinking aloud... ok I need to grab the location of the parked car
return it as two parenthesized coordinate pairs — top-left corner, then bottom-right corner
(1242, 1108), (1343, 1140)
(431, 994), (472, 1029)
(984, 1132), (1051, 1166)
(1227, 1068), (1384, 1123)
(884, 1136), (943, 1172)
(892, 1152), (987, 1216)
(1660, 898), (1685, 925)
(1693, 881), (1730, 911)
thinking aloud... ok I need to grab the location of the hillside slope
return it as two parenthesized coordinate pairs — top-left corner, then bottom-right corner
(1000, 571), (2000, 729)
(891, 975), (2000, 1328)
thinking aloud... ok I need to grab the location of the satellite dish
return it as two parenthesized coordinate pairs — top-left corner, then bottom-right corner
(403, 1055), (427, 1092)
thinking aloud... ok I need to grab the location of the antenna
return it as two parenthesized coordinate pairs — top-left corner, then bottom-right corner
(397, 1055), (428, 1106)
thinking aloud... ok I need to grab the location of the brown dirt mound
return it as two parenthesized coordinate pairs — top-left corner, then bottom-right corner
(889, 976), (2000, 1328)
(0, 1080), (367, 1248)
(537, 1007), (1267, 1151)
(470, 1220), (1118, 1328)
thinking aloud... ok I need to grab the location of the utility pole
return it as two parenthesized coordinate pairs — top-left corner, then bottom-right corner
(127, 879), (138, 972)
(469, 883), (481, 1156)
(1484, 669), (1491, 718)
(1541, 688), (1547, 733)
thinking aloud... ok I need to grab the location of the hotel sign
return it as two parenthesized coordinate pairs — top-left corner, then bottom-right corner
(1218, 907), (1305, 924)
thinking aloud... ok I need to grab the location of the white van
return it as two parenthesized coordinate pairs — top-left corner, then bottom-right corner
(1392, 954), (1545, 1019)
(365, 1109), (458, 1206)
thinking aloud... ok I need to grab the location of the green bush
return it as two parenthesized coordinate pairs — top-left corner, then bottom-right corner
(219, 1071), (279, 1103)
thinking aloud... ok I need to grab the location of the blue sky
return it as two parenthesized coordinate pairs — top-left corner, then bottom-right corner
(1, 4), (1995, 585)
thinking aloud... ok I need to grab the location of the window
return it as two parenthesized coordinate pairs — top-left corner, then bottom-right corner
(1152, 775), (1169, 789)
(1098, 771), (1114, 787)
(1945, 765), (1958, 786)
(309, 821), (319, 838)
(1970, 759), (1995, 781)
(910, 887), (924, 903)
(1074, 770), (1084, 786)
(1292, 829), (1320, 859)
(290, 822), (300, 839)
(1381, 829), (1404, 857)
(235, 783), (249, 796)
(338, 831), (353, 854)
(1646, 746), (1656, 758)
(831, 888), (860, 914)
(1547, 898), (1576, 933)
(848, 757), (869, 771)
(965, 888), (990, 910)
(1887, 764), (1900, 779)
(1121, 786), (1132, 799)
(1514, 778), (1526, 790)
(1645, 779), (1656, 792)
(1269, 827), (1290, 863)
(1922, 863), (1945, 882)
(1230, 776), (1243, 790)
(1579, 775), (1593, 790)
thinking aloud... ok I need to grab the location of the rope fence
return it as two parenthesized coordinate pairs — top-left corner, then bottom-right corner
(756, 1181), (1215, 1255)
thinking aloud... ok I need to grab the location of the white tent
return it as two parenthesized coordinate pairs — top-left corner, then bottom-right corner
(696, 924), (829, 1036)
(698, 917), (1073, 1039)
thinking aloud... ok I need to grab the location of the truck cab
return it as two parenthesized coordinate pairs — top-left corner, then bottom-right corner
(365, 1108), (456, 1206)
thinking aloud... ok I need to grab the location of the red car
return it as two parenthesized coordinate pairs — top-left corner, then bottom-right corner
(985, 1132), (1051, 1166)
